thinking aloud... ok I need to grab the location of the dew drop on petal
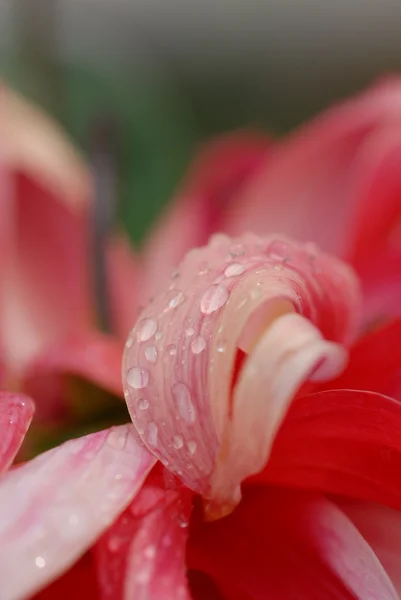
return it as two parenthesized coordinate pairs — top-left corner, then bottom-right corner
(165, 290), (186, 311)
(191, 336), (206, 354)
(137, 318), (158, 342)
(200, 284), (229, 314)
(137, 398), (149, 410)
(217, 341), (226, 353)
(144, 545), (156, 559)
(144, 345), (158, 363)
(185, 327), (195, 337)
(224, 263), (245, 278)
(229, 243), (245, 257)
(108, 536), (124, 553)
(127, 367), (149, 389)
(167, 344), (177, 356)
(146, 422), (158, 447)
(173, 434), (184, 449)
(107, 428), (128, 450)
(172, 382), (196, 423)
(35, 556), (46, 569)
(187, 440), (197, 455)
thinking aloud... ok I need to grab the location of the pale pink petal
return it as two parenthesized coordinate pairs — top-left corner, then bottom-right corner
(95, 470), (192, 599)
(340, 501), (401, 595)
(23, 331), (124, 422)
(142, 133), (269, 298)
(227, 78), (401, 258)
(123, 234), (360, 508)
(0, 392), (34, 473)
(0, 424), (155, 599)
(188, 487), (398, 600)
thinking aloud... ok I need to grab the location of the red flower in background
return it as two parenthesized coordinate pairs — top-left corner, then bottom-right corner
(1, 78), (401, 598)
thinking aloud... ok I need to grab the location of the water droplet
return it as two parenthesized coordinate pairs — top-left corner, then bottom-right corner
(35, 556), (46, 568)
(137, 424), (145, 435)
(127, 367), (149, 389)
(107, 428), (128, 450)
(171, 269), (180, 279)
(137, 318), (157, 342)
(185, 327), (195, 337)
(144, 545), (156, 559)
(187, 440), (197, 455)
(172, 382), (196, 423)
(229, 243), (245, 257)
(200, 284), (229, 314)
(267, 240), (290, 260)
(144, 345), (158, 363)
(224, 263), (245, 278)
(126, 331), (135, 348)
(137, 398), (149, 410)
(191, 336), (206, 354)
(164, 290), (185, 311)
(177, 513), (189, 528)
(123, 388), (129, 401)
(217, 341), (226, 353)
(146, 422), (158, 447)
(155, 331), (164, 341)
(167, 344), (177, 356)
(173, 434), (184, 449)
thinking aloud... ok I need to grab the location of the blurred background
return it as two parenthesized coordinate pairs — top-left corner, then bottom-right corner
(1, 0), (401, 244)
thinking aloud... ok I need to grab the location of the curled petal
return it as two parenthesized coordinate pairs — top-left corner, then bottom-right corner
(0, 425), (155, 599)
(188, 487), (398, 600)
(95, 471), (192, 599)
(123, 234), (360, 506)
(142, 133), (269, 298)
(0, 392), (34, 473)
(260, 389), (401, 511)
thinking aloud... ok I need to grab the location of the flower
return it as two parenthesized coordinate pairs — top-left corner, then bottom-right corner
(2, 78), (401, 598)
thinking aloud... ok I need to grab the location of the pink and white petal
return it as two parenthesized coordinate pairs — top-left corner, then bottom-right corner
(142, 133), (270, 299)
(123, 233), (360, 507)
(0, 392), (34, 473)
(0, 424), (155, 599)
(340, 501), (401, 595)
(259, 389), (401, 511)
(95, 475), (192, 599)
(23, 331), (124, 422)
(227, 78), (401, 258)
(188, 487), (398, 600)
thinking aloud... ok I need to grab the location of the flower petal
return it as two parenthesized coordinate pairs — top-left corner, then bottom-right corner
(0, 424), (155, 599)
(33, 552), (100, 600)
(95, 469), (192, 599)
(23, 331), (124, 423)
(188, 487), (398, 599)
(0, 392), (34, 473)
(340, 501), (401, 595)
(228, 78), (401, 257)
(123, 234), (360, 506)
(260, 389), (401, 510)
(142, 133), (270, 298)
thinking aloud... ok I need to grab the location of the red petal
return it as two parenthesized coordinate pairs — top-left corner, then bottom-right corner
(123, 233), (360, 504)
(0, 424), (155, 598)
(188, 487), (398, 599)
(23, 331), (124, 422)
(33, 552), (100, 600)
(318, 318), (401, 400)
(259, 389), (401, 510)
(0, 392), (34, 472)
(142, 133), (270, 298)
(95, 468), (192, 599)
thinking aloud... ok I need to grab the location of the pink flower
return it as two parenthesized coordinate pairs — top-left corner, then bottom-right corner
(2, 78), (401, 599)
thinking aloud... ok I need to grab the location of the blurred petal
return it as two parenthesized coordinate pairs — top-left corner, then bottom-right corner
(0, 392), (34, 473)
(95, 470), (192, 599)
(123, 234), (360, 507)
(260, 389), (401, 510)
(0, 84), (93, 374)
(228, 78), (401, 257)
(188, 487), (398, 599)
(340, 501), (401, 595)
(143, 133), (269, 298)
(23, 331), (124, 422)
(0, 424), (155, 599)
